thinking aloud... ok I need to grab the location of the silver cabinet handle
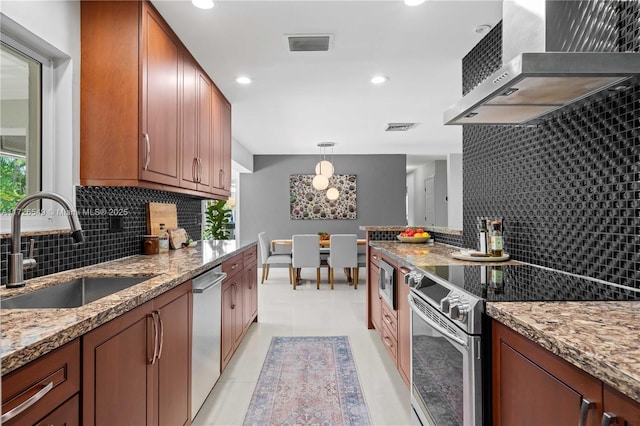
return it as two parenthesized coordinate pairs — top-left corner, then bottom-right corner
(219, 169), (224, 189)
(156, 310), (164, 361)
(148, 312), (159, 365)
(192, 157), (198, 183)
(601, 412), (618, 426)
(231, 283), (236, 309)
(579, 398), (595, 426)
(143, 133), (151, 170)
(1, 381), (53, 423)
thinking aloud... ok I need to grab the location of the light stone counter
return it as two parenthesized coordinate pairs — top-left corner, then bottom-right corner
(488, 301), (640, 403)
(1, 240), (255, 375)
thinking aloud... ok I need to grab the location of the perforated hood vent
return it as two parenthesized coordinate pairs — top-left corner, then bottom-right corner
(385, 123), (416, 132)
(286, 34), (333, 52)
(444, 0), (640, 125)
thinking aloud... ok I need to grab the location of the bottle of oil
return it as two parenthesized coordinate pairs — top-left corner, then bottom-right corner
(489, 221), (503, 257)
(479, 219), (488, 253)
(158, 223), (170, 253)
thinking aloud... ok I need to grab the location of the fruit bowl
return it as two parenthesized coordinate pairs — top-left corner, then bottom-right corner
(397, 235), (431, 243)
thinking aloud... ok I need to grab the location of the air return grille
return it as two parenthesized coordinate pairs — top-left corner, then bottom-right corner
(286, 34), (333, 52)
(385, 123), (416, 132)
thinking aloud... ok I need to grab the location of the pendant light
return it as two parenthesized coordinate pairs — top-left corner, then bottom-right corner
(312, 174), (329, 190)
(326, 186), (340, 200)
(314, 142), (334, 178)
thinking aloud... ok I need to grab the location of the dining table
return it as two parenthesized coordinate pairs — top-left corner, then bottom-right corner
(271, 238), (367, 286)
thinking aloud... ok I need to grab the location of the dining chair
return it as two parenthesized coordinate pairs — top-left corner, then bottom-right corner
(327, 234), (358, 290)
(258, 232), (293, 284)
(291, 234), (321, 290)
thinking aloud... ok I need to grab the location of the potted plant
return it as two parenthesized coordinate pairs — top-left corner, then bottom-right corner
(203, 200), (232, 240)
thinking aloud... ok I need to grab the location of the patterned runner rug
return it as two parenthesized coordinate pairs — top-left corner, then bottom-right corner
(243, 336), (372, 426)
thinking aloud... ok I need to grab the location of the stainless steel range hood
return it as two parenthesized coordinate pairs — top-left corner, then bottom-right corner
(444, 0), (640, 126)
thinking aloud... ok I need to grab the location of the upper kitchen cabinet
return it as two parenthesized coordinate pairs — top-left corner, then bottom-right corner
(80, 0), (231, 199)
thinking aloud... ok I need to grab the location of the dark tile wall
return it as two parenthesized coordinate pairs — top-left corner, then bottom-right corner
(461, 21), (501, 96)
(1, 186), (204, 285)
(368, 230), (464, 248)
(461, 1), (639, 289)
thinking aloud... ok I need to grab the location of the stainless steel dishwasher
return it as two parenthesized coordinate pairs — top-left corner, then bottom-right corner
(191, 265), (226, 420)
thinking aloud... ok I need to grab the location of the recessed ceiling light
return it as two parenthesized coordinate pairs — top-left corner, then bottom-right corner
(474, 24), (492, 34)
(235, 76), (252, 85)
(192, 0), (214, 10)
(371, 75), (389, 85)
(404, 0), (426, 6)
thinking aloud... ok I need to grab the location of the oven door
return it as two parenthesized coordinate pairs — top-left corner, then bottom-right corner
(408, 292), (482, 426)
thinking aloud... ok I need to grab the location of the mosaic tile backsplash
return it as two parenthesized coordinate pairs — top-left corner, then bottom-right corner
(461, 2), (639, 289)
(1, 186), (204, 285)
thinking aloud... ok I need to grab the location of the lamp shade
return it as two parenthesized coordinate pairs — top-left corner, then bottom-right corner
(326, 187), (339, 200)
(312, 174), (329, 190)
(315, 160), (334, 177)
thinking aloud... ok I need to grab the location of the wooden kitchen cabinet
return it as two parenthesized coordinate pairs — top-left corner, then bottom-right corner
(367, 248), (381, 331)
(1, 340), (80, 426)
(396, 264), (412, 387)
(602, 385), (640, 426)
(82, 281), (192, 426)
(81, 0), (231, 199)
(492, 320), (603, 426)
(221, 246), (259, 372)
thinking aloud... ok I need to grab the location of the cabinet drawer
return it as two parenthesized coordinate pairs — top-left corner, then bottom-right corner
(380, 320), (398, 363)
(35, 394), (79, 426)
(243, 246), (257, 266)
(2, 339), (80, 426)
(222, 252), (243, 277)
(381, 301), (398, 339)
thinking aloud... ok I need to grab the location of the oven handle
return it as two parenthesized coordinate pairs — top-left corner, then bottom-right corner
(408, 293), (468, 349)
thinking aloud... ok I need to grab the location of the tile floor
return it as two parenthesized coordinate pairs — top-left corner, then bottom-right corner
(192, 267), (412, 426)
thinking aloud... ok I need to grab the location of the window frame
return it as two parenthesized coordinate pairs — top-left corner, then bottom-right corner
(0, 29), (73, 233)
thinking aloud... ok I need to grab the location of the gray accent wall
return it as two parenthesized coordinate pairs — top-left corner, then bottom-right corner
(239, 154), (407, 252)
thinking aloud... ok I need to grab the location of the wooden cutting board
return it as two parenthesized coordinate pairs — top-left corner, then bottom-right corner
(146, 203), (178, 236)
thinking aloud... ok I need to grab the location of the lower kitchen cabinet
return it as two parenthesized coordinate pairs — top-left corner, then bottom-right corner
(82, 280), (192, 426)
(396, 265), (411, 387)
(368, 248), (381, 331)
(492, 320), (640, 426)
(1, 339), (80, 426)
(603, 385), (640, 426)
(221, 246), (258, 372)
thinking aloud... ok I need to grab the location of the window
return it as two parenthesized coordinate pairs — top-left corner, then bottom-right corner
(0, 41), (42, 214)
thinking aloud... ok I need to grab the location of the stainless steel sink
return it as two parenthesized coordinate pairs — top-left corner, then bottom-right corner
(1, 276), (152, 309)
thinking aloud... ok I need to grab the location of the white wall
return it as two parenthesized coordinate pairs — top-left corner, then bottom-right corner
(407, 161), (436, 226)
(447, 153), (463, 229)
(1, 2), (80, 231)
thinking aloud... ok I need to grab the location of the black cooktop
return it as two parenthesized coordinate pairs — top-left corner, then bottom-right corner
(417, 264), (640, 303)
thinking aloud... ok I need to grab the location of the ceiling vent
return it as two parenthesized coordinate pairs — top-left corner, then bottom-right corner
(286, 34), (333, 52)
(385, 123), (416, 132)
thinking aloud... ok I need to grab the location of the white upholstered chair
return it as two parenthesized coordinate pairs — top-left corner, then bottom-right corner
(291, 234), (321, 290)
(327, 234), (358, 289)
(258, 232), (293, 284)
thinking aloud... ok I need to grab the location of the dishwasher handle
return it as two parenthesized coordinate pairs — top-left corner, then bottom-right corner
(193, 271), (226, 293)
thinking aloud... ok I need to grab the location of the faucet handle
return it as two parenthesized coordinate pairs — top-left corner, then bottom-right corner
(23, 239), (36, 271)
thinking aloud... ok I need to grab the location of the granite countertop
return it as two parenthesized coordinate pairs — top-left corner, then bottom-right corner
(488, 302), (640, 403)
(369, 241), (521, 268)
(1, 240), (256, 375)
(359, 225), (463, 236)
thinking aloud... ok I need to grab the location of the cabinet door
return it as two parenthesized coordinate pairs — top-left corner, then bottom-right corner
(397, 265), (411, 387)
(492, 320), (602, 426)
(603, 385), (640, 426)
(220, 99), (232, 193)
(83, 302), (153, 426)
(180, 54), (198, 190)
(196, 71), (213, 192)
(154, 281), (192, 426)
(243, 261), (258, 331)
(141, 2), (180, 186)
(232, 280), (245, 347)
(369, 262), (381, 331)
(221, 280), (235, 372)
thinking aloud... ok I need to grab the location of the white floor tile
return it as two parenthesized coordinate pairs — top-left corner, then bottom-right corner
(192, 267), (412, 426)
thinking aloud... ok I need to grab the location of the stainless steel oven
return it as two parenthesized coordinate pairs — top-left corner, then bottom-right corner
(406, 268), (484, 426)
(379, 258), (396, 309)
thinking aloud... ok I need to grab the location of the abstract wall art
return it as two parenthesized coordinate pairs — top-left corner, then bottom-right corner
(289, 174), (357, 220)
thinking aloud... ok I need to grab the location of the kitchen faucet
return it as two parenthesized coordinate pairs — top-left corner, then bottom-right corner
(7, 192), (84, 288)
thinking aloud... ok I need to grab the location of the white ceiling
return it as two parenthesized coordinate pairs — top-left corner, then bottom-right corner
(151, 0), (502, 158)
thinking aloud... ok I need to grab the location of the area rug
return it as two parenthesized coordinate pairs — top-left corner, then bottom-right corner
(243, 336), (372, 426)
